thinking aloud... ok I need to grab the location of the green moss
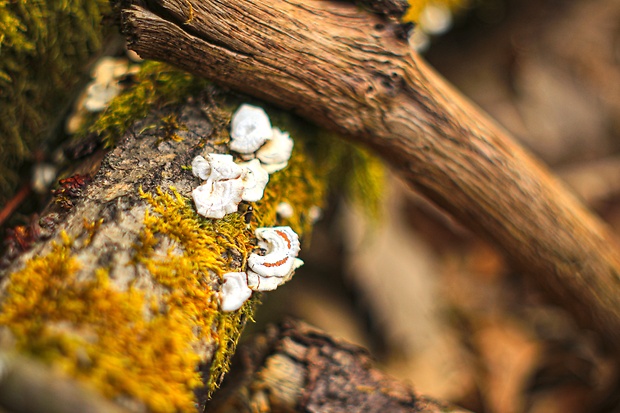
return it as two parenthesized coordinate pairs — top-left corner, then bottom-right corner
(90, 61), (210, 148)
(0, 0), (109, 205)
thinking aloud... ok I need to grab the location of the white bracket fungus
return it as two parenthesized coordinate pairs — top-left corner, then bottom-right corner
(192, 181), (244, 219)
(191, 154), (244, 219)
(256, 127), (294, 173)
(247, 226), (303, 291)
(247, 258), (304, 292)
(230, 104), (273, 154)
(219, 272), (253, 312)
(191, 155), (211, 180)
(239, 159), (269, 202)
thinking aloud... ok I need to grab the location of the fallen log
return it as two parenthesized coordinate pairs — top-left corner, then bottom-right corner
(205, 319), (472, 413)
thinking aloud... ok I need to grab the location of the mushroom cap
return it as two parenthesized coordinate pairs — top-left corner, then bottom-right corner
(207, 154), (243, 181)
(239, 159), (269, 202)
(246, 258), (303, 292)
(256, 127), (294, 169)
(191, 155), (211, 180)
(192, 179), (244, 219)
(248, 226), (301, 278)
(220, 272), (252, 312)
(230, 104), (273, 154)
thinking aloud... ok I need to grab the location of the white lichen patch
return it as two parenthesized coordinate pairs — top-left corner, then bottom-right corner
(256, 127), (294, 173)
(230, 104), (273, 154)
(219, 272), (253, 312)
(239, 159), (269, 203)
(247, 226), (303, 291)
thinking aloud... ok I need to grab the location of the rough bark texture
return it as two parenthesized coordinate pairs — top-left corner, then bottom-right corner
(206, 319), (472, 413)
(116, 0), (620, 353)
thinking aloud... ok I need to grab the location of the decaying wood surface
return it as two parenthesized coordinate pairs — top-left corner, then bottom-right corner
(205, 319), (472, 413)
(116, 0), (620, 353)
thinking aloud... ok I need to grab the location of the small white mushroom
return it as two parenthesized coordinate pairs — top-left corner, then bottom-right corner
(230, 104), (273, 154)
(219, 272), (253, 312)
(192, 179), (244, 219)
(247, 258), (304, 292)
(191, 154), (242, 182)
(208, 154), (243, 181)
(239, 159), (270, 202)
(276, 202), (294, 219)
(191, 154), (246, 218)
(191, 155), (211, 180)
(256, 127), (293, 173)
(248, 226), (301, 279)
(84, 82), (123, 112)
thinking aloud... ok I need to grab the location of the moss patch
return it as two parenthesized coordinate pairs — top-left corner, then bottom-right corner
(0, 232), (202, 413)
(89, 61), (210, 148)
(0, 0), (109, 204)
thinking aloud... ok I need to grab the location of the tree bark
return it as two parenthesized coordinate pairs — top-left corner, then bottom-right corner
(116, 0), (620, 353)
(205, 319), (472, 413)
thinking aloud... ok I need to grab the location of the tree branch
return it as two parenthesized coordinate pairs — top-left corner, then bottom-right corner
(116, 0), (620, 353)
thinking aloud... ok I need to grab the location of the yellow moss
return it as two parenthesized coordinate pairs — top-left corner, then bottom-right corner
(403, 0), (467, 23)
(0, 233), (202, 413)
(90, 62), (210, 148)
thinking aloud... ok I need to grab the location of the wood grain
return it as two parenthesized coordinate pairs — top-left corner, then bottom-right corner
(118, 0), (620, 352)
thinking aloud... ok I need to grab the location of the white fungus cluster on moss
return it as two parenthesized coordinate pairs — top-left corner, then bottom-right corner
(191, 104), (296, 220)
(187, 104), (304, 312)
(229, 104), (294, 173)
(247, 226), (303, 291)
(219, 226), (303, 311)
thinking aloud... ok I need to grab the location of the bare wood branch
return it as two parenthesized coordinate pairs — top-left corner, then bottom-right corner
(116, 0), (620, 352)
(205, 319), (472, 413)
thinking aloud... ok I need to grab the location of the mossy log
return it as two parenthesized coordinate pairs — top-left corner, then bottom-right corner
(0, 78), (328, 412)
(206, 319), (472, 413)
(0, 65), (467, 412)
(115, 0), (620, 354)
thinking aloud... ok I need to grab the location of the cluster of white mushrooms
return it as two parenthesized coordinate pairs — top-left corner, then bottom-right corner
(190, 104), (303, 312)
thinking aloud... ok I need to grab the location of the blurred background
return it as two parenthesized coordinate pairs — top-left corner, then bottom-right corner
(249, 0), (620, 412)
